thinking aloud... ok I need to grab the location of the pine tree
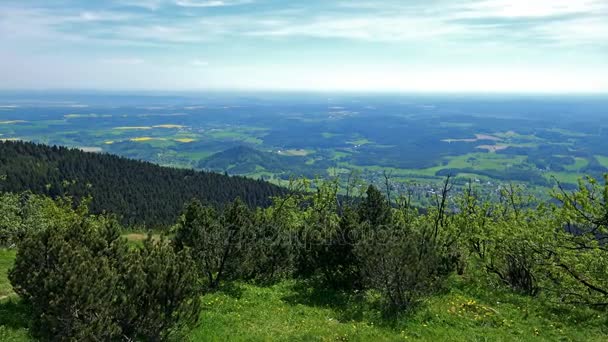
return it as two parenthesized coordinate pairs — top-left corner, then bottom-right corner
(358, 185), (391, 227)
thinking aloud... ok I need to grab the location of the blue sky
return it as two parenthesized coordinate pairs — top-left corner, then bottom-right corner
(1, 0), (607, 92)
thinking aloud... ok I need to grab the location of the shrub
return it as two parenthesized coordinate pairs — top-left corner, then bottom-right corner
(124, 236), (201, 341)
(10, 214), (201, 341)
(173, 198), (254, 289)
(355, 221), (455, 310)
(9, 217), (126, 340)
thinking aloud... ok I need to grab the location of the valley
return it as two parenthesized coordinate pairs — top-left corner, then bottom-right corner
(1, 93), (607, 204)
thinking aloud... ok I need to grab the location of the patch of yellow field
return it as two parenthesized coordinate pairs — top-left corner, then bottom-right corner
(130, 137), (153, 142)
(129, 137), (168, 142)
(114, 126), (152, 130)
(0, 120), (27, 124)
(154, 124), (185, 129)
(104, 141), (115, 145)
(175, 138), (195, 143)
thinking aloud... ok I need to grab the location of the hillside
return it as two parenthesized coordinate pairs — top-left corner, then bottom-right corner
(200, 145), (334, 179)
(0, 141), (286, 226)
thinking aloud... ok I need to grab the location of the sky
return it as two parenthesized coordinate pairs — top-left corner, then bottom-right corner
(1, 0), (607, 93)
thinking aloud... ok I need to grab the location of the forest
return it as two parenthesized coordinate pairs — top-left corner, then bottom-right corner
(1, 144), (607, 339)
(0, 141), (286, 227)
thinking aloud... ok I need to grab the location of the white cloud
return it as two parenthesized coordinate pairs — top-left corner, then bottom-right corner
(112, 0), (164, 10)
(191, 59), (209, 66)
(0, 0), (607, 92)
(101, 58), (145, 65)
(175, 0), (253, 7)
(247, 15), (471, 42)
(2, 0), (607, 47)
(463, 0), (608, 19)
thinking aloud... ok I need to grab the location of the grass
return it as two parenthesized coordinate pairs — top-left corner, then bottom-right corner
(1, 249), (606, 341)
(545, 172), (581, 185)
(193, 276), (608, 341)
(564, 157), (589, 172)
(207, 130), (264, 145)
(0, 249), (30, 341)
(596, 155), (608, 168)
(322, 132), (340, 138)
(0, 250), (16, 299)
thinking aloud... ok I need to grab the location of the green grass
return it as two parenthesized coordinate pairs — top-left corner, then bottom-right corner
(546, 128), (589, 137)
(0, 250), (16, 299)
(564, 157), (589, 172)
(207, 129), (265, 145)
(596, 155), (608, 168)
(192, 277), (608, 341)
(413, 153), (527, 177)
(1, 249), (606, 341)
(0, 249), (31, 341)
(545, 172), (581, 185)
(322, 132), (340, 138)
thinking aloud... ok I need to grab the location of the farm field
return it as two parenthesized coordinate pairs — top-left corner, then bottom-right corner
(1, 92), (607, 200)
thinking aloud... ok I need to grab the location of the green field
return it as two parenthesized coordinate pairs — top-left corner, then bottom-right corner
(597, 155), (608, 169)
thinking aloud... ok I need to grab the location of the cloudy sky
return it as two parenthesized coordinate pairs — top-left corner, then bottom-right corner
(1, 0), (607, 92)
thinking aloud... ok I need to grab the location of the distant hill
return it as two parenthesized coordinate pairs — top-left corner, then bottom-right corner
(200, 146), (296, 174)
(0, 141), (286, 227)
(200, 146), (333, 179)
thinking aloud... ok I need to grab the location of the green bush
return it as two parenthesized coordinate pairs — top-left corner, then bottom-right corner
(355, 220), (455, 310)
(9, 214), (200, 341)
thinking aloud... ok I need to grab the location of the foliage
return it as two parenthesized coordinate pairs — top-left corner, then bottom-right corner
(547, 175), (608, 305)
(123, 236), (201, 341)
(173, 198), (256, 289)
(0, 192), (81, 248)
(356, 180), (459, 310)
(9, 210), (200, 341)
(4, 171), (608, 340)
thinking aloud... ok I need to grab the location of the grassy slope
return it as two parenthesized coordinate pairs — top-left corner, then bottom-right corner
(1, 248), (606, 341)
(194, 279), (607, 341)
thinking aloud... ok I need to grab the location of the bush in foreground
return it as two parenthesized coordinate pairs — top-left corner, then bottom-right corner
(9, 214), (200, 341)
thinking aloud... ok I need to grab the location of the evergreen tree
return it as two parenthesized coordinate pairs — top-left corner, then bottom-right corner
(358, 185), (391, 227)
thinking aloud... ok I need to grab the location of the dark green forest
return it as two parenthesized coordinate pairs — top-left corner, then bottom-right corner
(0, 141), (286, 227)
